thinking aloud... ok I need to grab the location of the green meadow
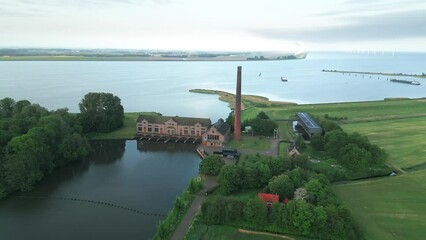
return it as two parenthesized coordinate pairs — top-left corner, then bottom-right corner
(333, 170), (426, 240)
(342, 116), (426, 171)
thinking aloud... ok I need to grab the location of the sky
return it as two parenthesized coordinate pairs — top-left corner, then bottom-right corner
(0, 0), (425, 52)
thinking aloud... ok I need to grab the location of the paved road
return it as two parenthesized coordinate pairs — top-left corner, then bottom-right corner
(171, 176), (218, 240)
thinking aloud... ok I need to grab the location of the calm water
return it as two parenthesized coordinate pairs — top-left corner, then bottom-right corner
(0, 140), (200, 240)
(1, 52), (425, 121)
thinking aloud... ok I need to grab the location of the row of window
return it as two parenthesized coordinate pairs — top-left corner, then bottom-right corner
(207, 135), (220, 140)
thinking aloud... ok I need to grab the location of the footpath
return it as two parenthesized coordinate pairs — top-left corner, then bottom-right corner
(171, 138), (281, 239)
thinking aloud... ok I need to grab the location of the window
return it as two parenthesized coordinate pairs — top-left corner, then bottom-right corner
(191, 129), (195, 135)
(184, 129), (189, 135)
(208, 135), (219, 140)
(138, 127), (142, 131)
(154, 127), (159, 132)
(148, 127), (152, 132)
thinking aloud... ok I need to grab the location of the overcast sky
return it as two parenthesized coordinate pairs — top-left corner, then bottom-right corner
(1, 0), (425, 52)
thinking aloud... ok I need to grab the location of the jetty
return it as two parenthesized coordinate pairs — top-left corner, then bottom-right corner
(322, 69), (426, 79)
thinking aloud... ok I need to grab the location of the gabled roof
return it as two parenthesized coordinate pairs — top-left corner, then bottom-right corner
(137, 114), (211, 127)
(258, 193), (279, 203)
(211, 118), (230, 135)
(296, 112), (322, 131)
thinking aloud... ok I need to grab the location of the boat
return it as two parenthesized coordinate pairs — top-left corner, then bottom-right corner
(281, 76), (288, 82)
(389, 79), (420, 85)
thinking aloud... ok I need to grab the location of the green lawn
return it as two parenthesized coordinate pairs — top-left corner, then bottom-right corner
(263, 99), (426, 122)
(342, 116), (426, 171)
(333, 169), (426, 240)
(89, 112), (159, 140)
(226, 136), (271, 151)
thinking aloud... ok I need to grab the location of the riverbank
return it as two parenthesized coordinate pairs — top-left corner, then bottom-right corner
(322, 69), (426, 78)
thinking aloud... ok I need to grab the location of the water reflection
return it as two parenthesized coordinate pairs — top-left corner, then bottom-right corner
(0, 140), (200, 240)
(90, 140), (126, 165)
(136, 140), (197, 152)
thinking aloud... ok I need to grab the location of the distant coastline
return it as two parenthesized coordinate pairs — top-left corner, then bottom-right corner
(0, 48), (307, 61)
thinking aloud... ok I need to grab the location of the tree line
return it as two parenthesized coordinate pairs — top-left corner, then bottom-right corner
(226, 111), (278, 136)
(311, 117), (387, 173)
(0, 93), (124, 199)
(198, 154), (363, 239)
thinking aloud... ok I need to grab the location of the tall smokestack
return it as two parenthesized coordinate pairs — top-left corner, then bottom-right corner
(234, 66), (242, 141)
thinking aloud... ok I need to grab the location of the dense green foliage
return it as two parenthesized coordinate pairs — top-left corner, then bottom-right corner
(241, 111), (278, 136)
(154, 180), (197, 240)
(201, 173), (363, 239)
(79, 92), (124, 133)
(199, 155), (225, 176)
(0, 98), (90, 199)
(324, 130), (386, 171)
(218, 165), (244, 195)
(188, 177), (203, 194)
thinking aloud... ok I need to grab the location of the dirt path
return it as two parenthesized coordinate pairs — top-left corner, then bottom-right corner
(238, 229), (295, 239)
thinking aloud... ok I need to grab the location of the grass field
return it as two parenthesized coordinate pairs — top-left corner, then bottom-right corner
(342, 116), (426, 171)
(226, 136), (271, 151)
(333, 170), (426, 240)
(264, 99), (426, 122)
(89, 112), (159, 140)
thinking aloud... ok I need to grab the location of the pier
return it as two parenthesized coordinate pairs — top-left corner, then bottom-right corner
(322, 69), (426, 79)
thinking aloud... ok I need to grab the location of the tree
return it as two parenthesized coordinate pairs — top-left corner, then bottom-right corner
(324, 130), (348, 158)
(292, 200), (315, 236)
(79, 92), (124, 133)
(199, 155), (224, 176)
(218, 165), (244, 195)
(244, 198), (268, 227)
(310, 134), (325, 151)
(304, 178), (335, 206)
(256, 111), (269, 119)
(294, 187), (308, 200)
(255, 162), (272, 186)
(225, 111), (235, 132)
(340, 143), (371, 170)
(268, 174), (295, 200)
(247, 118), (277, 136)
(295, 135), (306, 149)
(0, 97), (15, 118)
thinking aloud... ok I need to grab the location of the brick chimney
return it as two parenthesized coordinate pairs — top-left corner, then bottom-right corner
(234, 66), (242, 140)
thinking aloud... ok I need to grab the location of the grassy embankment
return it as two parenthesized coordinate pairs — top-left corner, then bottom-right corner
(192, 89), (426, 240)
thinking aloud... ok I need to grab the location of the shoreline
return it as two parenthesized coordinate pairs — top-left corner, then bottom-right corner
(189, 89), (296, 110)
(322, 69), (426, 79)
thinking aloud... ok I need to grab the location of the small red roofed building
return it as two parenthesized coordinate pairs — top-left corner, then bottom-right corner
(258, 193), (279, 207)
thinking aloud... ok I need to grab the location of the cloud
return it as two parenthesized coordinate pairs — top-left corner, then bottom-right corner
(252, 10), (426, 43)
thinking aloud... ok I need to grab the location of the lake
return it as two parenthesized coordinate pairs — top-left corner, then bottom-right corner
(1, 52), (425, 121)
(0, 140), (200, 240)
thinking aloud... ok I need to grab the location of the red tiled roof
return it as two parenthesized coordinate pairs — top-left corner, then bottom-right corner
(258, 193), (279, 204)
